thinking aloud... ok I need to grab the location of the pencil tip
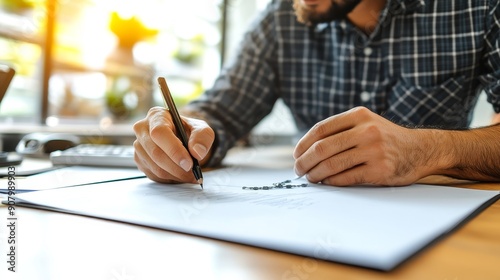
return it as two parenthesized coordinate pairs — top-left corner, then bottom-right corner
(198, 178), (204, 189)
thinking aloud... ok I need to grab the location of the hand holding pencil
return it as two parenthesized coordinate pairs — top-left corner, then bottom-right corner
(132, 78), (215, 186)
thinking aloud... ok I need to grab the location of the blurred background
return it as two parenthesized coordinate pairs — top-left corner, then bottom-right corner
(0, 0), (302, 148)
(0, 0), (274, 125)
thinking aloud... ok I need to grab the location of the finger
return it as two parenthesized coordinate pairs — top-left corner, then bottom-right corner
(134, 140), (177, 184)
(319, 157), (412, 187)
(304, 146), (370, 183)
(148, 109), (194, 172)
(293, 107), (372, 159)
(319, 162), (405, 187)
(133, 108), (196, 183)
(320, 164), (372, 187)
(186, 118), (215, 161)
(294, 129), (357, 177)
(134, 139), (196, 184)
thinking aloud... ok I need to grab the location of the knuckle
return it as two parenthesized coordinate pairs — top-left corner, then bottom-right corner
(133, 140), (141, 150)
(149, 145), (166, 161)
(194, 125), (215, 141)
(332, 153), (355, 174)
(311, 141), (326, 156)
(310, 122), (328, 138)
(147, 106), (164, 117)
(352, 106), (370, 116)
(150, 124), (168, 141)
(132, 119), (145, 133)
(325, 158), (338, 173)
(350, 106), (373, 122)
(364, 124), (382, 139)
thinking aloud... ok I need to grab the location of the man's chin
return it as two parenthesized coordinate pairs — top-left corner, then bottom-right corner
(292, 0), (362, 25)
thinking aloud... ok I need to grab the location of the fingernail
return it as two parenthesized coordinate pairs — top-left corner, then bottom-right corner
(179, 159), (191, 172)
(193, 144), (208, 159)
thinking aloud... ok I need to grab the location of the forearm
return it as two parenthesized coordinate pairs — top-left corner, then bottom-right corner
(421, 124), (500, 181)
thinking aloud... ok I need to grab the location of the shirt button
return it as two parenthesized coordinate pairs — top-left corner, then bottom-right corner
(360, 91), (371, 102)
(364, 47), (373, 56)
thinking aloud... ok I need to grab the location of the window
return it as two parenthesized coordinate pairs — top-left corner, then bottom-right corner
(0, 1), (45, 122)
(0, 0), (230, 126)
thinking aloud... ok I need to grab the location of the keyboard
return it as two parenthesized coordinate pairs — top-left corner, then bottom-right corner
(50, 144), (137, 168)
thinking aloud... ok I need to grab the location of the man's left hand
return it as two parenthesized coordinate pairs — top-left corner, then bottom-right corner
(293, 107), (437, 186)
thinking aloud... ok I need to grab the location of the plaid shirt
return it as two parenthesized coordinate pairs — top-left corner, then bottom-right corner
(186, 0), (500, 166)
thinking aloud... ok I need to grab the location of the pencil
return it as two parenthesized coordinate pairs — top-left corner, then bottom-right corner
(157, 77), (204, 189)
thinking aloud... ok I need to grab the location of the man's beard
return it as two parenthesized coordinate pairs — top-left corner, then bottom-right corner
(293, 0), (362, 25)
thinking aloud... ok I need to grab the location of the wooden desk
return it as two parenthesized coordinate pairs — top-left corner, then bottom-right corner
(1, 146), (499, 279)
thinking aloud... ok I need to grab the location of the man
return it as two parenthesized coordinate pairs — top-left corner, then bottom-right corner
(133, 0), (500, 186)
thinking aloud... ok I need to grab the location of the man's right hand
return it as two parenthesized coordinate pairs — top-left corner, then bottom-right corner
(133, 106), (215, 184)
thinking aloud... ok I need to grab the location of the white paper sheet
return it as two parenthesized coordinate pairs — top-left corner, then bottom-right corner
(10, 167), (500, 271)
(0, 166), (145, 193)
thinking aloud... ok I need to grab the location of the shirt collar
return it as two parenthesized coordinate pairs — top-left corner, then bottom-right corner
(389, 0), (425, 15)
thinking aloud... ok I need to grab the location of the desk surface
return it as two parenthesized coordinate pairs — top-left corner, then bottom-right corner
(1, 146), (499, 280)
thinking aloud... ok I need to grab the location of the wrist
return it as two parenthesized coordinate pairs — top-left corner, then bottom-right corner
(410, 128), (456, 178)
